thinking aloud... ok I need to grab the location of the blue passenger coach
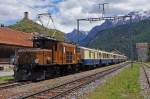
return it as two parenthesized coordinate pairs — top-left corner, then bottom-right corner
(79, 47), (127, 66)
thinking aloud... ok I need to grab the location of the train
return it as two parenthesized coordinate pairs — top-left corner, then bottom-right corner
(14, 36), (127, 81)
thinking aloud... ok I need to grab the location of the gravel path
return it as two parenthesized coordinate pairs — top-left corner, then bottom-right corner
(139, 64), (150, 99)
(62, 63), (131, 99)
(0, 63), (126, 99)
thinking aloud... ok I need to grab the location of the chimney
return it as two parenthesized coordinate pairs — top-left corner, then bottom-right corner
(1, 24), (4, 27)
(24, 12), (29, 19)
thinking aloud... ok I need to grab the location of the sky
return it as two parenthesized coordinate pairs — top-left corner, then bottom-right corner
(0, 0), (150, 33)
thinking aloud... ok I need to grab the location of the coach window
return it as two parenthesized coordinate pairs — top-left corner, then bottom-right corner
(106, 54), (108, 58)
(99, 53), (101, 58)
(89, 51), (91, 58)
(94, 52), (95, 59)
(104, 54), (106, 58)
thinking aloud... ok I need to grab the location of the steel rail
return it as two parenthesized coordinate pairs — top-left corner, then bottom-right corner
(142, 64), (150, 88)
(0, 81), (31, 90)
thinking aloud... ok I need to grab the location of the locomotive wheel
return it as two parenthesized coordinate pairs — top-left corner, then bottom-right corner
(15, 69), (31, 81)
(72, 65), (79, 73)
(31, 70), (46, 81)
(75, 65), (79, 72)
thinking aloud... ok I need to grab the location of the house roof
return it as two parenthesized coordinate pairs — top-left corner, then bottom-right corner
(111, 49), (123, 55)
(0, 27), (33, 47)
(136, 43), (150, 48)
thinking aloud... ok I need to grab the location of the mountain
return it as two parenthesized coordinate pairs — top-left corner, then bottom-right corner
(65, 29), (88, 43)
(128, 10), (150, 21)
(47, 10), (150, 44)
(80, 20), (115, 46)
(87, 19), (150, 59)
(9, 18), (64, 41)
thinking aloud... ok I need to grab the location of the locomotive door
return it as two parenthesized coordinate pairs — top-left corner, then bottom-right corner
(59, 44), (66, 65)
(52, 43), (56, 64)
(54, 43), (65, 65)
(59, 44), (65, 65)
(60, 45), (64, 64)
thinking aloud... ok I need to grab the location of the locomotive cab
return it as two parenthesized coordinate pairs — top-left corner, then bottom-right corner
(14, 36), (56, 81)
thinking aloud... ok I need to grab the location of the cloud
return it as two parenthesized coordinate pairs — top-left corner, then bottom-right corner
(0, 0), (150, 33)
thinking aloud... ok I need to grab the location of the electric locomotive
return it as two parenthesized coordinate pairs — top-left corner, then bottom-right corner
(14, 36), (81, 81)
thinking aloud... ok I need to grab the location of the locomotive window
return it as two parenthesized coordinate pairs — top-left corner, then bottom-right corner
(66, 52), (73, 63)
(44, 40), (53, 49)
(34, 42), (40, 48)
(76, 47), (80, 53)
(33, 40), (43, 48)
(74, 48), (76, 54)
(55, 44), (57, 51)
(64, 47), (66, 53)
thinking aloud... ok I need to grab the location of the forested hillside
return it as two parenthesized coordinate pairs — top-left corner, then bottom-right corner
(9, 18), (64, 41)
(88, 20), (150, 59)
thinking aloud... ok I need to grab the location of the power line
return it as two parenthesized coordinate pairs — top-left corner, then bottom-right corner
(16, 0), (43, 14)
(37, 13), (57, 37)
(16, 0), (58, 38)
(98, 3), (109, 18)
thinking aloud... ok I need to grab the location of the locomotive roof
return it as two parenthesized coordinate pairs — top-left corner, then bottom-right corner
(79, 46), (109, 53)
(33, 35), (77, 45)
(33, 35), (57, 41)
(18, 48), (52, 52)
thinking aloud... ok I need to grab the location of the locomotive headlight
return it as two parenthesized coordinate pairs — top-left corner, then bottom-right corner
(34, 58), (39, 64)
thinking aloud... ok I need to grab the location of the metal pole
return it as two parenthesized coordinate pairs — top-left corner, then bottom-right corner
(129, 16), (134, 67)
(98, 3), (108, 18)
(77, 19), (80, 44)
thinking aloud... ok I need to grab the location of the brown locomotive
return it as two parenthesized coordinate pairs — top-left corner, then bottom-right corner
(14, 36), (81, 81)
(33, 36), (81, 65)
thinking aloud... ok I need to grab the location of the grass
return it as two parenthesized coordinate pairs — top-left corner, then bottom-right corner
(0, 76), (14, 83)
(145, 62), (150, 68)
(146, 61), (150, 65)
(88, 64), (143, 99)
(9, 18), (64, 41)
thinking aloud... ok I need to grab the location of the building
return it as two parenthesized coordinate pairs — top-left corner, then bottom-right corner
(136, 43), (150, 62)
(0, 27), (33, 63)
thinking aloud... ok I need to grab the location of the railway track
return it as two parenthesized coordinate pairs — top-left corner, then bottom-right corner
(18, 62), (130, 99)
(140, 63), (150, 99)
(0, 81), (31, 90)
(142, 64), (150, 88)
